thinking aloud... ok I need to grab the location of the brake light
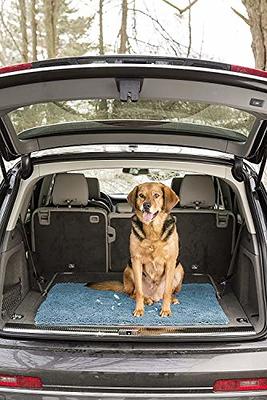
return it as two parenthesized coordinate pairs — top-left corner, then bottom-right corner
(214, 377), (267, 392)
(0, 63), (32, 75)
(231, 64), (267, 78)
(0, 374), (42, 388)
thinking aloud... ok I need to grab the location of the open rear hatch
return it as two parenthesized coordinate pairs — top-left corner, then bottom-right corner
(0, 55), (266, 163)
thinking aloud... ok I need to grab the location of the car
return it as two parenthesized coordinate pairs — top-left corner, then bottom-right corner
(0, 55), (265, 399)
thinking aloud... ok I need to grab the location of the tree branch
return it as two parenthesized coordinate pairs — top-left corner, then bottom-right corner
(161, 0), (182, 13)
(187, 0), (192, 56)
(179, 0), (199, 14)
(161, 0), (199, 15)
(129, 8), (182, 49)
(231, 7), (250, 25)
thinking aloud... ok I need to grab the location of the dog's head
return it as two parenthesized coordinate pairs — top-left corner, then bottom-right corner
(127, 182), (179, 224)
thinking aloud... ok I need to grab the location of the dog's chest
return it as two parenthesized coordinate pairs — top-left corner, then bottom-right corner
(139, 238), (168, 262)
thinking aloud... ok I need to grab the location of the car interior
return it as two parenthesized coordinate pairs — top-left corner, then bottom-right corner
(0, 162), (263, 338)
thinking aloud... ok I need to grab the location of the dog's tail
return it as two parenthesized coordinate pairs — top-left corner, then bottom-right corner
(86, 281), (124, 292)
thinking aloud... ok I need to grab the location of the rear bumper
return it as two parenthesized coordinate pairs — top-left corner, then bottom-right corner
(1, 387), (267, 399)
(0, 339), (267, 399)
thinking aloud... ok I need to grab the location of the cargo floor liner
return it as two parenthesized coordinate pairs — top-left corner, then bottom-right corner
(5, 273), (253, 331)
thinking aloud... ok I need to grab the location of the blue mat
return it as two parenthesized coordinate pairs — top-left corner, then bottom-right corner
(35, 283), (229, 326)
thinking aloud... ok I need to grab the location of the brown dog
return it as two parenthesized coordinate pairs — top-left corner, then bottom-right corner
(88, 182), (184, 317)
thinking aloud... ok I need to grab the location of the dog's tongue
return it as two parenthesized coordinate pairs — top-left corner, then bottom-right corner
(143, 211), (154, 223)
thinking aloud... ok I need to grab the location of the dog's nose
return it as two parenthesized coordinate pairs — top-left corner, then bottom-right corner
(143, 202), (151, 211)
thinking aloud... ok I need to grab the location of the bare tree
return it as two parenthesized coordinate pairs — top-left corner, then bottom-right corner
(118, 0), (128, 54)
(187, 0), (192, 57)
(31, 0), (38, 60)
(99, 0), (104, 55)
(44, 0), (60, 58)
(232, 0), (267, 70)
(18, 0), (28, 62)
(161, 0), (199, 57)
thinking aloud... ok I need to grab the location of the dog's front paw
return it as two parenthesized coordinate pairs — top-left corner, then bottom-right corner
(172, 297), (180, 305)
(160, 307), (172, 317)
(144, 297), (154, 306)
(133, 307), (144, 317)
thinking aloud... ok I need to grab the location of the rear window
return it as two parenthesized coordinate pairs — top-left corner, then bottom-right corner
(8, 99), (256, 141)
(73, 168), (192, 196)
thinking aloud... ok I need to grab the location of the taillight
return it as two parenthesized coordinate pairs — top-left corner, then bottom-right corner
(0, 63), (32, 75)
(0, 374), (42, 388)
(214, 377), (267, 392)
(231, 64), (267, 78)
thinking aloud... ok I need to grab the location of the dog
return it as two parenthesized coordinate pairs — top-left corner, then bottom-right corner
(87, 182), (184, 317)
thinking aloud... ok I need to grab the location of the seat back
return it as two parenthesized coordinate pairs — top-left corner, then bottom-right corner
(173, 175), (235, 281)
(171, 177), (183, 198)
(32, 173), (108, 276)
(87, 177), (113, 212)
(108, 203), (133, 271)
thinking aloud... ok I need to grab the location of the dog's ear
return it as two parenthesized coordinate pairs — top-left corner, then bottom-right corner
(162, 185), (179, 213)
(127, 185), (139, 209)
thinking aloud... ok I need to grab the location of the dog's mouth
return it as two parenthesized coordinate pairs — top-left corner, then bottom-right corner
(142, 210), (159, 223)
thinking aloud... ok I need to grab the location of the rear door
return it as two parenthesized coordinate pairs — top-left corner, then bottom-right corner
(0, 56), (266, 164)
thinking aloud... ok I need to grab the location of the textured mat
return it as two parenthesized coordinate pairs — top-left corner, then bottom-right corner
(35, 283), (229, 326)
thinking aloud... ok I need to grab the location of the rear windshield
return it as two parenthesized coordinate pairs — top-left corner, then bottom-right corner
(71, 168), (192, 196)
(8, 99), (256, 141)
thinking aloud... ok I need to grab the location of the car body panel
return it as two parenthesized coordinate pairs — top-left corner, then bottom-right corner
(0, 338), (266, 398)
(0, 62), (266, 161)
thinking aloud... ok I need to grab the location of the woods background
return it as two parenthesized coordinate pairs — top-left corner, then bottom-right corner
(1, 0), (266, 68)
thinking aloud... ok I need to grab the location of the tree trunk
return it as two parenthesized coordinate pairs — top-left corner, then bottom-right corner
(31, 0), (37, 60)
(118, 0), (128, 54)
(18, 0), (28, 62)
(44, 0), (59, 58)
(99, 0), (104, 55)
(242, 0), (267, 70)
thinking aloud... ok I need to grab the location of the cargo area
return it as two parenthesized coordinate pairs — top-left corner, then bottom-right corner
(0, 169), (262, 337)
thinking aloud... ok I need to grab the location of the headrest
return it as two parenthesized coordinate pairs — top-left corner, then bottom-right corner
(116, 203), (133, 213)
(87, 177), (100, 200)
(52, 174), (88, 206)
(171, 177), (183, 196)
(179, 175), (216, 208)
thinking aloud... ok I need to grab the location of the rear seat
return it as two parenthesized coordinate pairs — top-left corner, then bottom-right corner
(87, 177), (113, 212)
(171, 177), (183, 199)
(108, 203), (133, 271)
(173, 175), (235, 280)
(32, 173), (109, 276)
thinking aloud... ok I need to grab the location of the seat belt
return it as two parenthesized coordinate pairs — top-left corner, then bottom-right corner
(18, 217), (44, 293)
(220, 220), (245, 294)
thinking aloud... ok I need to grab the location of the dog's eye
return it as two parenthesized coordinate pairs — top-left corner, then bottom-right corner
(154, 193), (160, 198)
(139, 193), (145, 199)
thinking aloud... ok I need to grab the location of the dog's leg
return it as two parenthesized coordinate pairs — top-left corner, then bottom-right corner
(123, 265), (135, 296)
(171, 263), (184, 305)
(160, 258), (177, 317)
(132, 258), (144, 317)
